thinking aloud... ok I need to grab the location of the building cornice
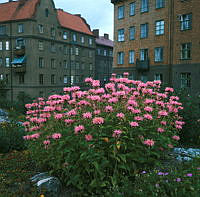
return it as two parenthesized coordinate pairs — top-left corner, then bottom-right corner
(111, 0), (125, 4)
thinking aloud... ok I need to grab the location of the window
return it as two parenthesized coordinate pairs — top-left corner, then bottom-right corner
(63, 31), (67, 39)
(73, 34), (77, 42)
(129, 50), (135, 64)
(0, 25), (6, 35)
(0, 58), (2, 66)
(117, 52), (124, 64)
(141, 0), (149, 13)
(64, 60), (68, 68)
(0, 74), (3, 80)
(16, 38), (25, 47)
(38, 41), (44, 50)
(0, 42), (2, 50)
(39, 57), (44, 68)
(155, 20), (164, 35)
(89, 64), (93, 71)
(104, 50), (107, 56)
(89, 38), (93, 45)
(130, 2), (135, 16)
(140, 49), (148, 61)
(39, 91), (44, 97)
(39, 74), (44, 84)
(71, 47), (74, 55)
(118, 6), (124, 19)
(181, 43), (191, 60)
(75, 76), (80, 83)
(81, 36), (85, 43)
(51, 74), (55, 84)
(45, 9), (49, 17)
(154, 47), (163, 62)
(129, 26), (135, 40)
(5, 41), (9, 50)
(156, 0), (165, 8)
(76, 62), (80, 70)
(97, 48), (101, 55)
(180, 14), (192, 30)
(75, 48), (79, 56)
(64, 45), (68, 55)
(51, 59), (56, 69)
(141, 75), (148, 83)
(89, 50), (93, 57)
(51, 43), (56, 52)
(64, 75), (67, 84)
(109, 50), (113, 57)
(81, 63), (85, 70)
(38, 24), (44, 33)
(154, 73), (163, 81)
(5, 57), (10, 67)
(51, 28), (55, 37)
(180, 73), (191, 88)
(18, 24), (24, 33)
(118, 29), (125, 41)
(19, 73), (24, 84)
(140, 23), (148, 38)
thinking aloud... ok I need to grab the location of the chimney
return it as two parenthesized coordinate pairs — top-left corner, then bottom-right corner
(92, 29), (99, 38)
(104, 33), (109, 40)
(9, 0), (13, 2)
(75, 14), (81, 17)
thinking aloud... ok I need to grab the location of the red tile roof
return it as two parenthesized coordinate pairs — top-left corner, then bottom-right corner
(96, 36), (113, 47)
(57, 9), (93, 36)
(0, 1), (93, 36)
(0, 0), (40, 22)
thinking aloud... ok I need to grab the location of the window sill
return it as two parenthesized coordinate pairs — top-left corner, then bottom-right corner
(180, 58), (192, 60)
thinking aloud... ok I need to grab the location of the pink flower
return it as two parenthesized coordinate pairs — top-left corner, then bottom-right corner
(83, 112), (92, 119)
(144, 106), (153, 112)
(160, 121), (167, 125)
(43, 140), (50, 145)
(85, 134), (93, 141)
(144, 114), (153, 120)
(186, 173), (192, 177)
(105, 105), (113, 112)
(54, 113), (63, 119)
(158, 111), (168, 116)
(168, 144), (174, 148)
(165, 87), (174, 92)
(157, 128), (165, 133)
(64, 119), (75, 124)
(52, 133), (62, 139)
(134, 116), (144, 121)
(130, 121), (139, 127)
(93, 110), (101, 115)
(172, 135), (180, 141)
(116, 113), (125, 119)
(144, 139), (155, 147)
(112, 130), (122, 137)
(92, 117), (104, 125)
(74, 125), (85, 134)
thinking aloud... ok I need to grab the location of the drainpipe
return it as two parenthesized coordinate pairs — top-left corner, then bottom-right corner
(168, 0), (174, 87)
(10, 21), (13, 103)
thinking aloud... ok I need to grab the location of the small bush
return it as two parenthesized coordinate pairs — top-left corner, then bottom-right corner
(176, 90), (200, 147)
(0, 122), (26, 153)
(24, 73), (184, 195)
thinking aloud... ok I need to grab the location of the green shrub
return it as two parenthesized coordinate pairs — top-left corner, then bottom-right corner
(176, 90), (200, 147)
(0, 122), (26, 153)
(24, 74), (183, 195)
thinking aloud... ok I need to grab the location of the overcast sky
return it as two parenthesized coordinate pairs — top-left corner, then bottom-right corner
(0, 0), (114, 40)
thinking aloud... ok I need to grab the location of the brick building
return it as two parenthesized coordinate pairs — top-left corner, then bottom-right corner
(0, 0), (95, 101)
(93, 29), (113, 86)
(111, 0), (200, 94)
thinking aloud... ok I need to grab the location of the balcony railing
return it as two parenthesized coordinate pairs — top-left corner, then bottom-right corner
(136, 59), (150, 71)
(14, 46), (25, 56)
(12, 64), (26, 73)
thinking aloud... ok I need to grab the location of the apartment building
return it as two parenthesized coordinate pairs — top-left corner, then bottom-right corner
(0, 0), (95, 101)
(93, 29), (113, 86)
(111, 0), (200, 94)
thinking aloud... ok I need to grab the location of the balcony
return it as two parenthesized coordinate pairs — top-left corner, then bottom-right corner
(136, 59), (150, 72)
(14, 46), (25, 56)
(11, 56), (26, 73)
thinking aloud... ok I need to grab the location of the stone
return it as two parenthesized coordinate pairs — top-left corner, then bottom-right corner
(30, 172), (62, 197)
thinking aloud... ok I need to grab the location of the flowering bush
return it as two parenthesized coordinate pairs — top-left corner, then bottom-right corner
(23, 73), (184, 195)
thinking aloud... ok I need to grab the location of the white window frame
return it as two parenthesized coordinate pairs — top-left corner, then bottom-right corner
(155, 20), (165, 35)
(180, 73), (191, 88)
(5, 41), (9, 50)
(154, 47), (163, 62)
(118, 29), (125, 41)
(129, 50), (135, 64)
(130, 2), (135, 16)
(5, 57), (10, 67)
(38, 24), (44, 33)
(117, 52), (124, 64)
(118, 6), (124, 19)
(63, 31), (67, 40)
(0, 41), (2, 50)
(181, 43), (191, 60)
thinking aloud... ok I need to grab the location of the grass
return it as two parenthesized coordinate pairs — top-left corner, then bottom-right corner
(0, 150), (40, 197)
